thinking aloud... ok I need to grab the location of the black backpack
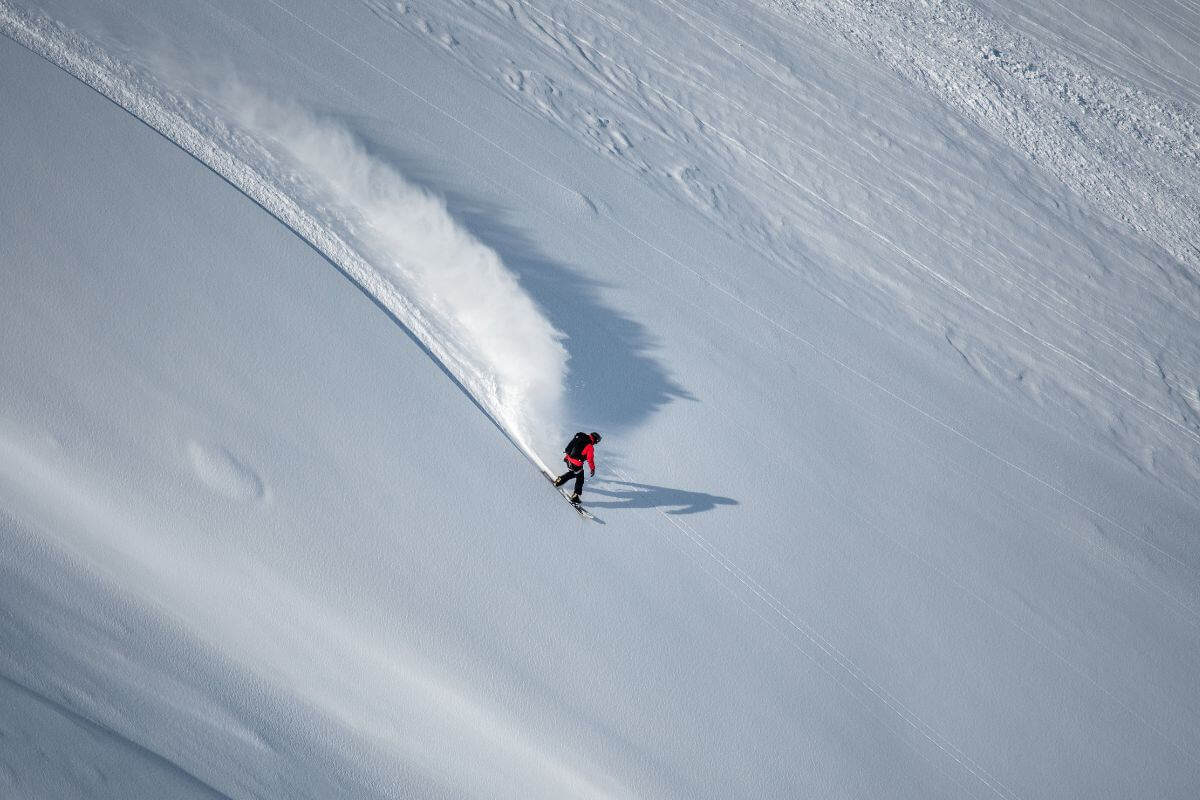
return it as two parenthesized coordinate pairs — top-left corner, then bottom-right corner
(564, 432), (590, 460)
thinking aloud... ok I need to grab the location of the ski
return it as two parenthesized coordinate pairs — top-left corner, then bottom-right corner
(544, 471), (596, 520)
(558, 487), (596, 520)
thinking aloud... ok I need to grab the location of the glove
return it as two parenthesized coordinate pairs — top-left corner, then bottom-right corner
(589, 469), (595, 477)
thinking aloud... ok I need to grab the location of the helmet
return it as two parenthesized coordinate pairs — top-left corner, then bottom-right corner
(590, 432), (602, 443)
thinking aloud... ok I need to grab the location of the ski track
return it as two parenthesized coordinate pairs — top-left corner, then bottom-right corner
(643, 0), (1183, 363)
(720, 0), (1200, 314)
(765, 0), (1200, 268)
(0, 0), (566, 472)
(999, 0), (1200, 103)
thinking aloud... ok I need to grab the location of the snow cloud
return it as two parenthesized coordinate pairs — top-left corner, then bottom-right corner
(218, 86), (568, 468)
(0, 0), (569, 468)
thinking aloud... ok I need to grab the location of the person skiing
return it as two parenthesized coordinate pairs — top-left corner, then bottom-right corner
(552, 431), (601, 504)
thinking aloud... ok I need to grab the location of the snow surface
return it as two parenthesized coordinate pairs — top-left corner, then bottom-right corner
(2, 1), (1199, 798)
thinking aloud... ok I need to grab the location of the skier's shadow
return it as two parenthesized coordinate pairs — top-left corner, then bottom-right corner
(586, 480), (737, 515)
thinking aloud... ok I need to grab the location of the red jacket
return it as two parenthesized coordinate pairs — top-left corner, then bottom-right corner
(565, 438), (596, 472)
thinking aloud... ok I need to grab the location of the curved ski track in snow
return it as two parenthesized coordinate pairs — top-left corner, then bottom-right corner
(0, 1), (567, 471)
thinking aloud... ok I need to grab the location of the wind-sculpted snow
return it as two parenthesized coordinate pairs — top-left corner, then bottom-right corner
(0, 2), (567, 470)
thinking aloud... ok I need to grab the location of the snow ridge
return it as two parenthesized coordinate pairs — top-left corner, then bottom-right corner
(0, 2), (568, 469)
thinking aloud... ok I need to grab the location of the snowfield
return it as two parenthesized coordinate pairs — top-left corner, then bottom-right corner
(2, 1), (1199, 798)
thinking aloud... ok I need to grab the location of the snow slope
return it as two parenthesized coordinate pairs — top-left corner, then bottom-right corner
(2, 1), (1199, 798)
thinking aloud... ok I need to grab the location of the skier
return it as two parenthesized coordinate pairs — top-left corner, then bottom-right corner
(552, 431), (601, 505)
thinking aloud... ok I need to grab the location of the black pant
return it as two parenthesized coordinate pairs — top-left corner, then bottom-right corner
(557, 463), (585, 496)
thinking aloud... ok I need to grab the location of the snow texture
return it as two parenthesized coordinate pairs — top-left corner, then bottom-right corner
(2, 0), (1200, 798)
